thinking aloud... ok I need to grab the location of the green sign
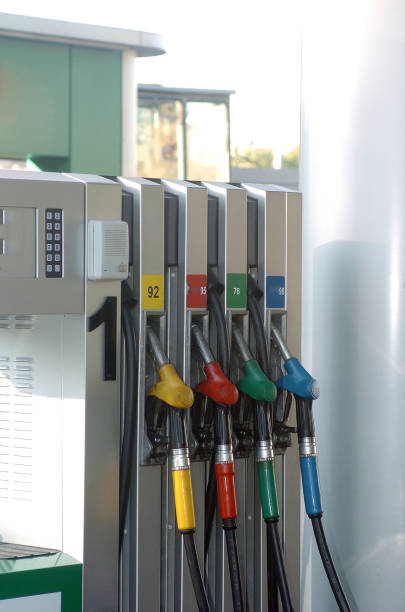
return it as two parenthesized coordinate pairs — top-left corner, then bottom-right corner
(226, 273), (247, 309)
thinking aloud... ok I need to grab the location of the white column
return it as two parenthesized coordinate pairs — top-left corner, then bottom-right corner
(301, 1), (405, 610)
(121, 49), (137, 176)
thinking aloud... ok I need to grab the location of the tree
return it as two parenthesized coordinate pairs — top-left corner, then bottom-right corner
(281, 145), (299, 168)
(232, 145), (274, 168)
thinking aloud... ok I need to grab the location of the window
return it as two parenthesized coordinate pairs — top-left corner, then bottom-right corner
(137, 101), (184, 179)
(186, 102), (229, 181)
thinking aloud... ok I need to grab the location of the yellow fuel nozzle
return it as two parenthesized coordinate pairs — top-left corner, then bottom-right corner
(172, 468), (196, 532)
(147, 363), (194, 409)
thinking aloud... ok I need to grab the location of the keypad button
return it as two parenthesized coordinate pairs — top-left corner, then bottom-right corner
(45, 208), (62, 277)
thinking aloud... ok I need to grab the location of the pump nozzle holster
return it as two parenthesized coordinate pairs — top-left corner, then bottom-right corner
(195, 362), (239, 406)
(275, 358), (319, 400)
(148, 364), (194, 409)
(237, 360), (277, 402)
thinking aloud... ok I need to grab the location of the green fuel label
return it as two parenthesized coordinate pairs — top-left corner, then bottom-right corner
(226, 273), (247, 309)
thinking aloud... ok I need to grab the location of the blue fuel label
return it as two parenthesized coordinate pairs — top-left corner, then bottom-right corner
(266, 276), (286, 309)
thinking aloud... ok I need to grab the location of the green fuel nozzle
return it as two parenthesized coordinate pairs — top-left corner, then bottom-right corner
(232, 327), (277, 403)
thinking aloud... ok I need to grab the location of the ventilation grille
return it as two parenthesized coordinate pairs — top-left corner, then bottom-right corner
(103, 224), (129, 257)
(0, 353), (33, 503)
(0, 316), (35, 331)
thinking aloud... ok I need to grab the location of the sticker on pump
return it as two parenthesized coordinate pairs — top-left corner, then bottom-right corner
(142, 274), (164, 310)
(186, 274), (207, 309)
(226, 273), (247, 309)
(266, 276), (286, 309)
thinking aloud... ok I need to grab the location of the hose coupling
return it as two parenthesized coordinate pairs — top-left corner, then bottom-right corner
(255, 440), (274, 462)
(171, 448), (190, 471)
(215, 443), (234, 464)
(299, 436), (317, 457)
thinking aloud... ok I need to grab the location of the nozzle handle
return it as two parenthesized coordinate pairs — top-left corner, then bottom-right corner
(271, 326), (292, 362)
(147, 326), (169, 368)
(192, 324), (214, 365)
(233, 327), (253, 363)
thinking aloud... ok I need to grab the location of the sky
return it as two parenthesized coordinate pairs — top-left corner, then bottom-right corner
(1, 0), (302, 154)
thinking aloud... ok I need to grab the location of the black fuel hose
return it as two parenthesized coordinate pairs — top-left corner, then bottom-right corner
(247, 286), (294, 611)
(169, 407), (211, 612)
(266, 520), (293, 612)
(184, 532), (210, 612)
(119, 286), (137, 550)
(224, 521), (244, 612)
(205, 286), (230, 551)
(206, 282), (244, 611)
(207, 287), (229, 375)
(204, 454), (217, 557)
(247, 291), (269, 374)
(267, 542), (279, 612)
(310, 516), (351, 612)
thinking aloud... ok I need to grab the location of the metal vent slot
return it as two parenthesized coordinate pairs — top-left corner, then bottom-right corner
(104, 226), (129, 256)
(0, 356), (35, 502)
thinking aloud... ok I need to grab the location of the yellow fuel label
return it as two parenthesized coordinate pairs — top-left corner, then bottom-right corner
(142, 274), (164, 310)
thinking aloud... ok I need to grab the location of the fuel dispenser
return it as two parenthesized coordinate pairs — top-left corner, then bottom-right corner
(0, 171), (128, 611)
(202, 182), (248, 612)
(0, 172), (324, 612)
(118, 177), (166, 612)
(242, 184), (302, 610)
(119, 178), (210, 612)
(160, 179), (209, 612)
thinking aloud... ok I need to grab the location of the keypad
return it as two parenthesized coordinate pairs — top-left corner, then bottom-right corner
(45, 208), (63, 278)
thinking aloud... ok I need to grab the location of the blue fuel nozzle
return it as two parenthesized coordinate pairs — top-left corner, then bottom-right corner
(275, 358), (319, 400)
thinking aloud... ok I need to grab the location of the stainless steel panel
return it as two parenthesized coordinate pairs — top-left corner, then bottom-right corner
(203, 182), (247, 314)
(161, 180), (208, 612)
(243, 184), (301, 609)
(118, 178), (165, 612)
(203, 182), (248, 611)
(0, 170), (84, 315)
(0, 207), (36, 277)
(70, 174), (122, 612)
(0, 315), (64, 551)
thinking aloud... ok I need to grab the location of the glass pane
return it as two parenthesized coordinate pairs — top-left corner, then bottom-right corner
(137, 101), (184, 179)
(186, 102), (229, 181)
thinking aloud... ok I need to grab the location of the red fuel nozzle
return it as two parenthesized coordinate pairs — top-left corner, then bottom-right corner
(195, 362), (239, 406)
(216, 462), (237, 520)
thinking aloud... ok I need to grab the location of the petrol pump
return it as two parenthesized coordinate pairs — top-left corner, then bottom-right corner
(159, 179), (209, 612)
(118, 178), (166, 612)
(0, 171), (128, 611)
(119, 178), (210, 612)
(201, 182), (248, 612)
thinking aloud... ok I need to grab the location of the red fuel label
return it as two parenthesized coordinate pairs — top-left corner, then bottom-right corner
(186, 274), (207, 308)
